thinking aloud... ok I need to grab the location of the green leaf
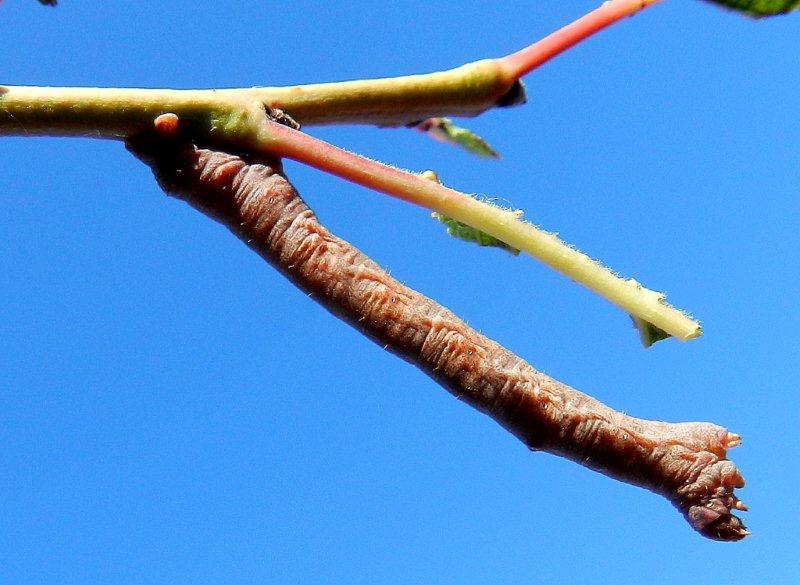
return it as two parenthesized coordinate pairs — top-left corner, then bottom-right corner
(413, 118), (499, 158)
(630, 315), (672, 348)
(626, 285), (694, 347)
(704, 0), (800, 16)
(422, 171), (519, 255)
(432, 211), (520, 255)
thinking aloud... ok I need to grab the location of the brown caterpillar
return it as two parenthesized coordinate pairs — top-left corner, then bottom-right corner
(126, 117), (748, 541)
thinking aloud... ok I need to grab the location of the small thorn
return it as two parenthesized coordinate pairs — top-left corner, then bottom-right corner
(740, 529), (752, 537)
(734, 500), (748, 512)
(420, 170), (440, 183)
(153, 112), (180, 138)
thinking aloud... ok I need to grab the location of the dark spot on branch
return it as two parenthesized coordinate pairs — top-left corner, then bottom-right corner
(264, 106), (301, 130)
(495, 80), (527, 108)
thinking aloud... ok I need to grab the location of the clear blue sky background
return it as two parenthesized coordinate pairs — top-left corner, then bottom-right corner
(1, 1), (798, 583)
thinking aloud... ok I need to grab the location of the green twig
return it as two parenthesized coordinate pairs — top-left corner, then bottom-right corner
(0, 59), (522, 134)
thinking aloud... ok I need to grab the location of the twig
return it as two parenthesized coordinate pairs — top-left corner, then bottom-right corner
(0, 57), (522, 133)
(0, 1), (664, 132)
(252, 117), (701, 342)
(499, 0), (663, 79)
(124, 114), (748, 541)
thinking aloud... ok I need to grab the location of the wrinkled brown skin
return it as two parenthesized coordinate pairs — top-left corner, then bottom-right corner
(126, 128), (748, 542)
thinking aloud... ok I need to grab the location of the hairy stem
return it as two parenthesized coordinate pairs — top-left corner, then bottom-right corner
(253, 119), (701, 342)
(125, 128), (747, 541)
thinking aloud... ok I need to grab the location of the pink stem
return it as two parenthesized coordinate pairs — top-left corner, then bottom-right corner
(499, 0), (663, 80)
(258, 120), (466, 211)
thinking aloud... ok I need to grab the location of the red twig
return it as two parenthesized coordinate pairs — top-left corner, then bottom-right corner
(499, 0), (663, 80)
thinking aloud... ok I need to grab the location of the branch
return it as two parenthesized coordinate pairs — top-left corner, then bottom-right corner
(0, 58), (522, 133)
(0, 0), (666, 132)
(124, 118), (747, 541)
(0, 80), (701, 341)
(0, 1), (700, 344)
(250, 118), (701, 343)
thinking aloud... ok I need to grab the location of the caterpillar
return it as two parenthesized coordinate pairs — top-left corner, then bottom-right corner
(125, 117), (748, 541)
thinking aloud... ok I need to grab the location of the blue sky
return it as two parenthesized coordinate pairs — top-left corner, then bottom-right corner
(1, 1), (798, 583)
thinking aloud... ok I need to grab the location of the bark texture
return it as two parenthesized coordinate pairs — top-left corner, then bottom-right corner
(127, 130), (748, 541)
